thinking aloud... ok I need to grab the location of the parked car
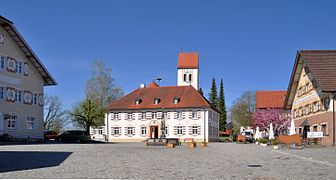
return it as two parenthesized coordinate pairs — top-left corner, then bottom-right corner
(44, 131), (59, 141)
(56, 130), (91, 143)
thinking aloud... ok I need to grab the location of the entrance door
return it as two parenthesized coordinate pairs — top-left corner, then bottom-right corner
(0, 112), (3, 135)
(150, 126), (158, 139)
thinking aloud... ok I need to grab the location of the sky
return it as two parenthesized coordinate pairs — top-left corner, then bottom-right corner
(1, 0), (336, 110)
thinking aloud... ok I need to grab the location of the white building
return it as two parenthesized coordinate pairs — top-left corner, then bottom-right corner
(0, 16), (56, 139)
(97, 52), (219, 142)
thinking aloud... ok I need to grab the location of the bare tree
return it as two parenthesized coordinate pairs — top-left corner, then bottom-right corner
(85, 60), (124, 108)
(44, 94), (66, 133)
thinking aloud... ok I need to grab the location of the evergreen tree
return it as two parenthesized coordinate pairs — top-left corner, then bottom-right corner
(208, 78), (218, 108)
(198, 88), (204, 96)
(217, 79), (227, 131)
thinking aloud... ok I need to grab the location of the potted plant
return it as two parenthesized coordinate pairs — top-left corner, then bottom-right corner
(259, 138), (268, 147)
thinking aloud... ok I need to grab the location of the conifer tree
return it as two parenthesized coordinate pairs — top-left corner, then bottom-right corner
(217, 79), (227, 131)
(208, 78), (218, 108)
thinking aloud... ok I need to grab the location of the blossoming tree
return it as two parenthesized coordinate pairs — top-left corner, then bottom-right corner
(252, 109), (291, 135)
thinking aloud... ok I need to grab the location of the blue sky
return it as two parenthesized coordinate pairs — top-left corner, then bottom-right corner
(2, 0), (336, 110)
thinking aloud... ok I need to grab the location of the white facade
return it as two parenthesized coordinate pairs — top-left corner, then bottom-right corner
(177, 68), (199, 90)
(103, 108), (219, 142)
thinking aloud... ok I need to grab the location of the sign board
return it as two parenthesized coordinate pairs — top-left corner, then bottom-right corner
(307, 132), (323, 138)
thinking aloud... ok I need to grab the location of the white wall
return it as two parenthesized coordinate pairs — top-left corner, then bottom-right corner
(177, 69), (199, 90)
(104, 108), (218, 142)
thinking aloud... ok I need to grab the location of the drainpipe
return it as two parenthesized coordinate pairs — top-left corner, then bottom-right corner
(333, 94), (335, 146)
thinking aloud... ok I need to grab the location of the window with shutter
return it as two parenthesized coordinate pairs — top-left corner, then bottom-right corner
(197, 111), (201, 119)
(174, 112), (178, 119)
(188, 126), (193, 135)
(182, 112), (186, 119)
(182, 126), (186, 135)
(174, 126), (177, 135)
(146, 112), (152, 119)
(197, 126), (201, 135)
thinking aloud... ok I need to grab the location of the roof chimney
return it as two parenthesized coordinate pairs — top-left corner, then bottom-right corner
(140, 84), (146, 88)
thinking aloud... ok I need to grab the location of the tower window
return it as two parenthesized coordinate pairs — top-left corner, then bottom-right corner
(183, 74), (187, 82)
(188, 74), (192, 82)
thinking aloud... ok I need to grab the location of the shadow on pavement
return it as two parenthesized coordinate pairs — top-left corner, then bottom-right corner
(0, 151), (72, 173)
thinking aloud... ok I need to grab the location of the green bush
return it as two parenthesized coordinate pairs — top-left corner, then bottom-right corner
(272, 139), (279, 146)
(259, 138), (268, 144)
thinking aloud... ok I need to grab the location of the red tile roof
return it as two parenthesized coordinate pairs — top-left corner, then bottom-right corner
(177, 52), (199, 69)
(285, 50), (336, 109)
(148, 81), (159, 87)
(256, 91), (287, 109)
(299, 50), (336, 92)
(108, 85), (212, 111)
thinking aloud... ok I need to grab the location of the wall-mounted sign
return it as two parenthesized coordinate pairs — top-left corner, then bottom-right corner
(307, 132), (323, 138)
(0, 33), (4, 45)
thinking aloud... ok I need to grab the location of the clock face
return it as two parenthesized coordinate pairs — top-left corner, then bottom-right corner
(0, 33), (4, 45)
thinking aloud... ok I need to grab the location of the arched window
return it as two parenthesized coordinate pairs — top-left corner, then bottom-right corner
(183, 74), (187, 82)
(188, 74), (192, 82)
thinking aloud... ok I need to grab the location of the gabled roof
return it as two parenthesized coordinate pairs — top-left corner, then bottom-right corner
(177, 52), (199, 69)
(148, 81), (159, 88)
(256, 91), (286, 109)
(107, 85), (214, 111)
(285, 50), (336, 109)
(0, 15), (56, 86)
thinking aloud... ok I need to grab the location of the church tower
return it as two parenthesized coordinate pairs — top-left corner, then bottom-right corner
(177, 52), (199, 90)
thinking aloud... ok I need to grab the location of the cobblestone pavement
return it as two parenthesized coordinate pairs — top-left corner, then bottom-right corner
(0, 142), (335, 179)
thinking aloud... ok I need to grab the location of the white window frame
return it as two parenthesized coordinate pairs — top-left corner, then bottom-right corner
(192, 126), (198, 135)
(177, 126), (183, 135)
(141, 112), (146, 120)
(177, 111), (182, 119)
(0, 87), (4, 100)
(27, 116), (36, 130)
(0, 55), (5, 70)
(7, 114), (17, 130)
(126, 127), (135, 136)
(33, 93), (38, 105)
(111, 127), (121, 136)
(152, 112), (157, 119)
(141, 126), (147, 136)
(192, 111), (198, 119)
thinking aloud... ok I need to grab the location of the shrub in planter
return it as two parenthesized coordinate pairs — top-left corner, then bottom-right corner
(259, 138), (268, 144)
(272, 139), (279, 146)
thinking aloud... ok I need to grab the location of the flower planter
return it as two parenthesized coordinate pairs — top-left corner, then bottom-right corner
(166, 143), (175, 148)
(273, 145), (279, 150)
(260, 143), (267, 147)
(255, 142), (259, 145)
(200, 142), (207, 147)
(189, 142), (196, 148)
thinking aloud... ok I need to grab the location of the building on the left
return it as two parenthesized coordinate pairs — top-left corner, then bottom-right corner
(0, 16), (56, 139)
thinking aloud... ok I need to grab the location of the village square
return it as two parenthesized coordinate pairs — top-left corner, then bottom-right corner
(1, 1), (336, 179)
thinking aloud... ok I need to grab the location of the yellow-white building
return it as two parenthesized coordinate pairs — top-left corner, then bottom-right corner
(0, 16), (56, 139)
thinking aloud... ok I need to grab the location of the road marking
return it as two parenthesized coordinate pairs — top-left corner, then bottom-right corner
(271, 150), (334, 167)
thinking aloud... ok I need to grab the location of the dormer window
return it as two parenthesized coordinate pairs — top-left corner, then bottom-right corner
(154, 97), (160, 105)
(173, 97), (180, 104)
(135, 98), (142, 105)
